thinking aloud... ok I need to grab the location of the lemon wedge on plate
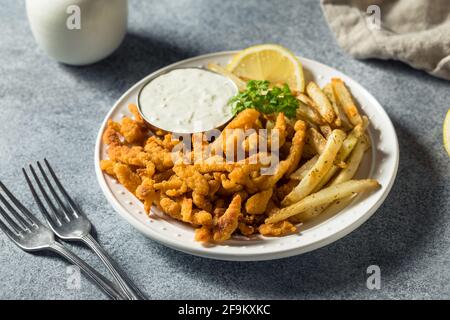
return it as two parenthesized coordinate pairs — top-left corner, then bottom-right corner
(444, 109), (450, 156)
(226, 44), (305, 92)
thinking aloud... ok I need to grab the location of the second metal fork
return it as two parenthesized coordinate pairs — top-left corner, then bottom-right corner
(0, 182), (125, 300)
(22, 159), (146, 300)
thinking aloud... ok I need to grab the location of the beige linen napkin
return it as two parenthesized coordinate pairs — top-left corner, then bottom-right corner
(321, 0), (450, 80)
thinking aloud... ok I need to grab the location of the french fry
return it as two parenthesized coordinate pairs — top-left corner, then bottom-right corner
(306, 128), (326, 155)
(331, 78), (363, 126)
(299, 194), (357, 222)
(296, 100), (325, 126)
(335, 116), (368, 167)
(310, 125), (365, 192)
(320, 125), (332, 138)
(323, 83), (352, 130)
(331, 137), (367, 186)
(289, 155), (319, 180)
(207, 63), (247, 91)
(301, 135), (369, 219)
(266, 179), (380, 224)
(281, 129), (346, 206)
(322, 195), (356, 216)
(306, 82), (336, 124)
(297, 92), (317, 108)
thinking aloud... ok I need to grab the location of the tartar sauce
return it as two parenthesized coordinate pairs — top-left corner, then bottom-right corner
(138, 68), (237, 133)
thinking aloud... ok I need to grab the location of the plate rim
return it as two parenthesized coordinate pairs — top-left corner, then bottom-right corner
(94, 51), (399, 261)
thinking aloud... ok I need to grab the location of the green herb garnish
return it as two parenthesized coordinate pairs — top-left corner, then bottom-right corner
(228, 80), (299, 119)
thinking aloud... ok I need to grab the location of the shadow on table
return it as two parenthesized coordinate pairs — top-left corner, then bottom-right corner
(148, 118), (444, 298)
(57, 32), (195, 94)
(363, 58), (450, 86)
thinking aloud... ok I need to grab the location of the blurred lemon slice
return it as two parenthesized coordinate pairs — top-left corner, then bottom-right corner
(444, 109), (450, 156)
(226, 44), (305, 92)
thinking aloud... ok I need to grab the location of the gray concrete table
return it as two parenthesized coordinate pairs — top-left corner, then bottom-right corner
(0, 0), (449, 300)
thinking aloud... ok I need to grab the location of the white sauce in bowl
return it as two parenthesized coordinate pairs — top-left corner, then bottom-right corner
(138, 68), (237, 133)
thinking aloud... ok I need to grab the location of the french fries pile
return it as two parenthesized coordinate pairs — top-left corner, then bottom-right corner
(100, 74), (380, 243)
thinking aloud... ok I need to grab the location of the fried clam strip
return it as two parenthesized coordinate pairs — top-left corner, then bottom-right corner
(227, 109), (261, 130)
(210, 109), (260, 156)
(144, 135), (175, 171)
(306, 82), (335, 124)
(242, 131), (260, 154)
(192, 191), (213, 212)
(106, 143), (157, 179)
(158, 196), (213, 226)
(100, 160), (116, 176)
(135, 178), (157, 213)
(173, 164), (210, 196)
(218, 152), (271, 193)
(259, 221), (297, 237)
(159, 197), (182, 220)
(154, 176), (188, 197)
(102, 120), (122, 146)
(266, 179), (380, 224)
(180, 198), (193, 223)
(213, 195), (242, 242)
(282, 129), (346, 206)
(331, 78), (363, 126)
(113, 163), (142, 194)
(192, 156), (236, 173)
(253, 120), (307, 190)
(284, 120), (308, 177)
(267, 113), (287, 149)
(102, 104), (148, 145)
(227, 165), (261, 194)
(120, 117), (147, 144)
(298, 136), (369, 220)
(245, 189), (273, 215)
(108, 145), (151, 167)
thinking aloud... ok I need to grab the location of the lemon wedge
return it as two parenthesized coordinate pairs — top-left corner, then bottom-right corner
(444, 109), (450, 156)
(226, 44), (305, 92)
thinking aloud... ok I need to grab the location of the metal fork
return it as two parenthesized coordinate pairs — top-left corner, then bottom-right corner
(0, 181), (126, 300)
(23, 159), (145, 300)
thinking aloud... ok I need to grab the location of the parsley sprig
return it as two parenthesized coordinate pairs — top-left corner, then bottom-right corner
(228, 80), (299, 119)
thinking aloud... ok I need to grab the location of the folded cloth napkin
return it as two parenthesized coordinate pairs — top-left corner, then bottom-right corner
(321, 0), (450, 80)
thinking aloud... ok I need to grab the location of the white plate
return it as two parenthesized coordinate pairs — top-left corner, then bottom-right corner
(94, 51), (399, 261)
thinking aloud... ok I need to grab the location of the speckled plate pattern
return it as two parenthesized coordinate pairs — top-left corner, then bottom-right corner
(94, 51), (399, 261)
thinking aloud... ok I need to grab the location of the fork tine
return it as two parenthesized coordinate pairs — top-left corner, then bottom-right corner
(43, 159), (80, 217)
(0, 180), (40, 228)
(0, 215), (21, 241)
(36, 161), (71, 221)
(0, 201), (23, 235)
(23, 168), (58, 226)
(0, 191), (33, 231)
(26, 166), (62, 226)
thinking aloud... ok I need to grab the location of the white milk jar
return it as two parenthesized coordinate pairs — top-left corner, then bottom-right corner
(26, 0), (128, 65)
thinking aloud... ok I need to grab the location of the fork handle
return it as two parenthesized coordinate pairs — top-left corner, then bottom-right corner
(49, 241), (126, 300)
(81, 234), (146, 300)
